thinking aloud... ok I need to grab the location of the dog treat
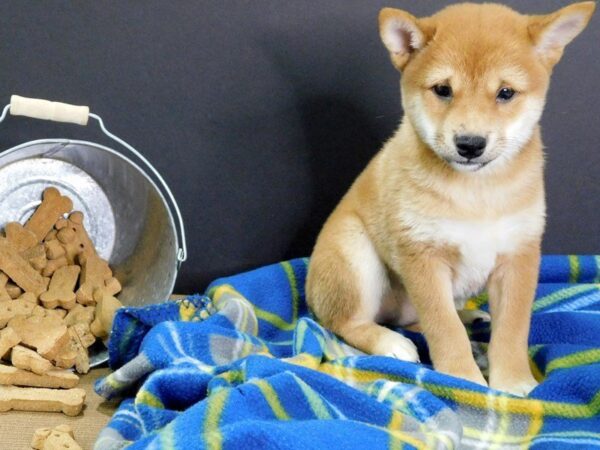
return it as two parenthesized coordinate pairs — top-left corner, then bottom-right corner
(64, 304), (95, 327)
(69, 323), (95, 373)
(44, 229), (57, 243)
(32, 425), (82, 450)
(5, 282), (22, 299)
(43, 308), (68, 320)
(0, 385), (85, 416)
(90, 289), (123, 338)
(40, 265), (80, 310)
(17, 291), (37, 304)
(8, 315), (69, 363)
(32, 305), (48, 317)
(22, 243), (48, 271)
(0, 327), (20, 359)
(0, 239), (47, 295)
(0, 299), (37, 327)
(0, 364), (78, 389)
(67, 327), (89, 374)
(54, 345), (78, 370)
(0, 277), (10, 302)
(104, 276), (122, 296)
(42, 255), (68, 278)
(11, 345), (55, 375)
(76, 254), (111, 305)
(56, 212), (97, 261)
(71, 323), (95, 348)
(55, 227), (79, 265)
(0, 273), (13, 302)
(24, 187), (73, 242)
(4, 222), (38, 252)
(45, 239), (65, 260)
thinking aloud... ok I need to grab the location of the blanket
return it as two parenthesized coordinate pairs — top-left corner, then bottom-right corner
(94, 255), (600, 450)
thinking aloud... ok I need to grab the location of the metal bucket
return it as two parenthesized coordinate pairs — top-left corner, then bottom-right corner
(0, 95), (187, 366)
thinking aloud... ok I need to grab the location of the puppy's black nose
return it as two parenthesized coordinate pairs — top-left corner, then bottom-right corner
(455, 134), (486, 159)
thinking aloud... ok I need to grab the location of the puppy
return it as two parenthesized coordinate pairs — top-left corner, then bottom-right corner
(306, 2), (595, 396)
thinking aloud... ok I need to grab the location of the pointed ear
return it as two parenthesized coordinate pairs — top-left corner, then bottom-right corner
(379, 8), (433, 71)
(529, 2), (596, 68)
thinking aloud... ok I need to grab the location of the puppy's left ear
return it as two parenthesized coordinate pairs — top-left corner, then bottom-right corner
(379, 8), (434, 71)
(529, 2), (596, 68)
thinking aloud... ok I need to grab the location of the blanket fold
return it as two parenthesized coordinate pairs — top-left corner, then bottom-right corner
(94, 256), (600, 450)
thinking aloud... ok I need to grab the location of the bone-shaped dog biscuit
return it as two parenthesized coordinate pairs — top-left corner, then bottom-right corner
(66, 327), (89, 374)
(64, 304), (95, 327)
(32, 425), (82, 450)
(0, 238), (47, 295)
(8, 315), (70, 363)
(17, 291), (37, 303)
(76, 254), (111, 305)
(0, 385), (85, 416)
(45, 239), (65, 260)
(105, 277), (122, 296)
(56, 212), (97, 261)
(5, 222), (38, 252)
(0, 299), (37, 327)
(21, 243), (48, 271)
(55, 227), (79, 264)
(71, 323), (95, 348)
(0, 273), (10, 302)
(40, 265), (80, 310)
(6, 282), (22, 299)
(44, 308), (68, 320)
(11, 345), (55, 375)
(42, 256), (68, 277)
(0, 364), (78, 389)
(44, 229), (57, 242)
(0, 327), (20, 359)
(24, 187), (73, 242)
(54, 346), (77, 370)
(90, 289), (123, 338)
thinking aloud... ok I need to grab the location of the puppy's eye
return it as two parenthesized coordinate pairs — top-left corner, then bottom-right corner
(433, 84), (453, 99)
(497, 87), (516, 102)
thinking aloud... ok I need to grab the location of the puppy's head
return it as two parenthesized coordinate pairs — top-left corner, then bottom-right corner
(379, 2), (595, 172)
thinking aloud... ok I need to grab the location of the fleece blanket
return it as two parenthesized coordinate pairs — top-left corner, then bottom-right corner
(94, 255), (600, 450)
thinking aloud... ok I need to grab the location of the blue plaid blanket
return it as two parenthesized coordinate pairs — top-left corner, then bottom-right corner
(94, 255), (600, 449)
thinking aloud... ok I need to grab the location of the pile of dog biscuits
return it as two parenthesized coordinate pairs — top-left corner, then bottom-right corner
(0, 187), (123, 416)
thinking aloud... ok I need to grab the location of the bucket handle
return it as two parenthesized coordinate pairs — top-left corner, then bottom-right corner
(0, 95), (188, 266)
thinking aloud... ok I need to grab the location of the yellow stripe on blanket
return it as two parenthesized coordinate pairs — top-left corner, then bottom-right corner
(569, 255), (580, 283)
(546, 349), (600, 374)
(251, 379), (291, 420)
(203, 388), (230, 450)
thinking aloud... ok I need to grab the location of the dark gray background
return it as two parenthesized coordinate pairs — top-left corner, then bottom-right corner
(0, 1), (597, 293)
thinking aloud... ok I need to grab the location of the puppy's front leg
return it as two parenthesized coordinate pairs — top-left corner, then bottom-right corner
(487, 245), (540, 396)
(398, 253), (487, 386)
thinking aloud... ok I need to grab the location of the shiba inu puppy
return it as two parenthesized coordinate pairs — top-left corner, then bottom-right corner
(306, 2), (595, 395)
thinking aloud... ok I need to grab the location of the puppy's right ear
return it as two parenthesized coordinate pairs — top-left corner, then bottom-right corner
(379, 8), (433, 71)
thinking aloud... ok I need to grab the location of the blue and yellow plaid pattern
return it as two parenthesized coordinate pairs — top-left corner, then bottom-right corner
(94, 255), (600, 449)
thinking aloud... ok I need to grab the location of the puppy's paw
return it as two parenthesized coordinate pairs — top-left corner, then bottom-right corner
(373, 331), (420, 363)
(490, 375), (538, 397)
(457, 309), (491, 325)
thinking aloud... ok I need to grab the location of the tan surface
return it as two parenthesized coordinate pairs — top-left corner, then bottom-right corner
(0, 367), (116, 450)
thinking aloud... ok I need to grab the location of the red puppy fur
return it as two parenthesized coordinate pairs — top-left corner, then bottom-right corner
(306, 2), (595, 396)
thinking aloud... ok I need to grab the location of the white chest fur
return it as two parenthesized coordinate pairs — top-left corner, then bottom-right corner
(402, 206), (545, 305)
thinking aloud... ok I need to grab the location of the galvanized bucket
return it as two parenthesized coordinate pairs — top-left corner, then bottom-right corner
(0, 95), (187, 366)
